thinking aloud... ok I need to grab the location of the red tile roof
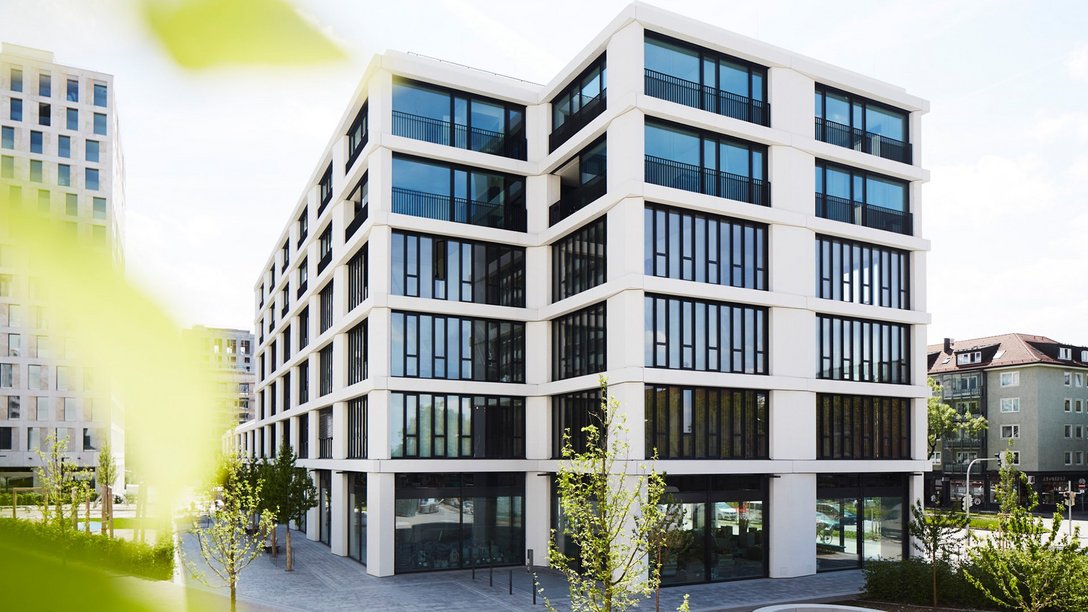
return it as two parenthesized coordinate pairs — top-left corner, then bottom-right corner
(927, 333), (1082, 373)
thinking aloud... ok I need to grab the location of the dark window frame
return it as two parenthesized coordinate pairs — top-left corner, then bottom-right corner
(347, 396), (367, 459)
(348, 320), (367, 385)
(346, 101), (369, 170)
(814, 84), (911, 164)
(552, 216), (607, 302)
(815, 160), (912, 235)
(390, 392), (525, 459)
(644, 203), (767, 290)
(549, 53), (607, 152)
(390, 311), (525, 383)
(817, 395), (911, 460)
(816, 314), (910, 384)
(552, 301), (607, 381)
(391, 230), (526, 307)
(391, 153), (527, 232)
(815, 234), (910, 309)
(319, 344), (334, 397)
(347, 243), (368, 310)
(645, 384), (769, 460)
(645, 294), (768, 374)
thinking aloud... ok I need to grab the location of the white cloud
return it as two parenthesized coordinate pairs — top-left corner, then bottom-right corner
(1067, 42), (1088, 80)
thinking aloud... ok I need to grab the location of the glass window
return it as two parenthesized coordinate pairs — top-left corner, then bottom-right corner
(66, 108), (77, 130)
(66, 78), (78, 102)
(347, 320), (367, 385)
(817, 394), (911, 459)
(57, 135), (70, 158)
(552, 389), (603, 457)
(645, 294), (767, 374)
(646, 204), (767, 290)
(29, 160), (42, 182)
(37, 103), (50, 126)
(817, 315), (910, 384)
(38, 73), (50, 97)
(391, 155), (525, 231)
(392, 230), (525, 307)
(347, 472), (367, 564)
(1, 126), (12, 149)
(390, 392), (524, 459)
(550, 54), (606, 136)
(346, 102), (368, 167)
(92, 197), (107, 220)
(58, 164), (70, 187)
(391, 311), (524, 383)
(93, 83), (108, 107)
(347, 244), (368, 310)
(815, 235), (909, 309)
(392, 80), (525, 159)
(10, 68), (22, 92)
(646, 385), (769, 459)
(0, 156), (13, 179)
(93, 113), (107, 135)
(65, 193), (78, 216)
(85, 168), (99, 190)
(10, 98), (22, 122)
(30, 131), (42, 153)
(86, 140), (100, 163)
(815, 85), (910, 163)
(645, 119), (767, 205)
(552, 217), (606, 301)
(552, 302), (607, 381)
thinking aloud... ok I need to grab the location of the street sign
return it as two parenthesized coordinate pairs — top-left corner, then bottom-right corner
(1078, 478), (1085, 491)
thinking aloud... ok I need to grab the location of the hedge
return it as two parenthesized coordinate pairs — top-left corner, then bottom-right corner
(864, 558), (1002, 610)
(0, 518), (174, 581)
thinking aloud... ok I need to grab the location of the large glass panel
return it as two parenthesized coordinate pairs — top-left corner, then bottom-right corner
(815, 497), (860, 570)
(348, 473), (367, 564)
(865, 176), (906, 211)
(645, 123), (699, 165)
(863, 496), (904, 561)
(710, 501), (764, 580)
(865, 106), (905, 141)
(393, 157), (450, 196)
(719, 60), (750, 98)
(644, 38), (699, 81)
(659, 502), (706, 585)
(393, 82), (451, 125)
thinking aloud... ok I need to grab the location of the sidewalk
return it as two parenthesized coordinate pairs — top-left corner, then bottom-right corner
(176, 526), (865, 612)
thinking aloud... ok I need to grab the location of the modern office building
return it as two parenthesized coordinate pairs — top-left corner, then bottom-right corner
(237, 3), (929, 582)
(928, 334), (1088, 509)
(186, 326), (256, 426)
(0, 43), (125, 487)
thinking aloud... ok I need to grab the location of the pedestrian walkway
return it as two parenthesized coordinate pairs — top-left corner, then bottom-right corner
(176, 526), (866, 611)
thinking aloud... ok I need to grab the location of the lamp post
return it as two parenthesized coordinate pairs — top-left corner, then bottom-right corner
(964, 453), (1006, 543)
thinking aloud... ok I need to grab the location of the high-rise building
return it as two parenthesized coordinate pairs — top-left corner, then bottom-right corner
(237, 3), (929, 581)
(0, 43), (125, 488)
(928, 334), (1088, 509)
(186, 326), (256, 427)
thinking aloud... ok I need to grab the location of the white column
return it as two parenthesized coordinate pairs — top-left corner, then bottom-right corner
(608, 381), (645, 462)
(606, 290), (644, 372)
(330, 471), (348, 556)
(770, 390), (816, 460)
(333, 401), (347, 459)
(367, 389), (391, 460)
(306, 470), (320, 542)
(526, 103), (549, 164)
(525, 472), (550, 569)
(604, 21), (644, 100)
(366, 472), (397, 576)
(768, 147), (815, 216)
(769, 307), (814, 379)
(606, 110), (644, 195)
(526, 174), (551, 235)
(368, 70), (393, 139)
(606, 197), (644, 282)
(525, 395), (549, 460)
(768, 473), (816, 577)
(768, 67), (813, 138)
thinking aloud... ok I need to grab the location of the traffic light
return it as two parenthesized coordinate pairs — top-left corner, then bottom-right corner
(996, 452), (1009, 469)
(962, 495), (971, 513)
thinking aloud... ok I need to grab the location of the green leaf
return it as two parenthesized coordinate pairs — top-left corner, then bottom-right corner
(142, 0), (345, 69)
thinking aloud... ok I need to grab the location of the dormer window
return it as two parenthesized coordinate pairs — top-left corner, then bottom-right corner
(1081, 350), (1088, 362)
(956, 351), (981, 365)
(1059, 347), (1073, 360)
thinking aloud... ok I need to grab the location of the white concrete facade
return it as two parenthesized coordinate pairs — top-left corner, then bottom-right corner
(237, 2), (930, 581)
(0, 43), (125, 488)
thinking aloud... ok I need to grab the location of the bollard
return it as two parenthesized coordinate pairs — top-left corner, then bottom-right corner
(509, 569), (513, 595)
(532, 574), (537, 605)
(472, 566), (476, 581)
(489, 562), (493, 587)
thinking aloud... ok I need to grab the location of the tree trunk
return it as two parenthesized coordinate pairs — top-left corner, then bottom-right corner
(286, 525), (294, 571)
(108, 485), (114, 539)
(85, 497), (90, 533)
(931, 558), (937, 610)
(271, 523), (278, 558)
(230, 577), (237, 612)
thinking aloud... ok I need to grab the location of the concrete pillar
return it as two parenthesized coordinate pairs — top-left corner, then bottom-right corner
(366, 471), (397, 576)
(525, 395), (549, 460)
(768, 224), (813, 297)
(769, 390), (816, 460)
(368, 69), (393, 139)
(526, 103), (549, 164)
(525, 472), (550, 569)
(605, 21), (644, 100)
(608, 381), (645, 462)
(768, 67), (813, 138)
(606, 197), (645, 281)
(768, 473), (816, 577)
(525, 320), (549, 386)
(768, 146), (815, 216)
(306, 470), (320, 542)
(606, 109), (644, 194)
(526, 174), (551, 235)
(607, 290), (644, 372)
(330, 470), (348, 556)
(333, 401), (347, 459)
(368, 389), (391, 459)
(769, 307), (814, 379)
(525, 243), (549, 309)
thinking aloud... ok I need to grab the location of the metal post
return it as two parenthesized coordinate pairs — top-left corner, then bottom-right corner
(964, 455), (1000, 543)
(489, 562), (493, 587)
(509, 569), (513, 595)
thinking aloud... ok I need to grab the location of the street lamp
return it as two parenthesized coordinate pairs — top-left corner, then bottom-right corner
(964, 452), (1007, 543)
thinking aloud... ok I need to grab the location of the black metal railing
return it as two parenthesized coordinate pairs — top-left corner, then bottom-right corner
(645, 155), (769, 206)
(281, 303), (288, 317)
(345, 203), (368, 241)
(317, 251), (332, 274)
(816, 194), (913, 236)
(548, 174), (607, 226)
(815, 117), (912, 164)
(392, 110), (526, 160)
(549, 90), (606, 152)
(391, 186), (526, 232)
(318, 438), (332, 459)
(296, 280), (307, 299)
(644, 69), (770, 127)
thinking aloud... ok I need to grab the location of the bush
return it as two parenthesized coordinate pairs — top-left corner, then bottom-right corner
(0, 518), (174, 580)
(0, 492), (44, 506)
(864, 559), (1002, 610)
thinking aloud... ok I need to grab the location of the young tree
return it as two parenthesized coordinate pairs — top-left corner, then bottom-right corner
(963, 450), (1088, 612)
(927, 378), (987, 460)
(35, 433), (78, 529)
(97, 440), (118, 539)
(185, 453), (273, 612)
(907, 499), (965, 609)
(545, 377), (679, 612)
(261, 442), (317, 570)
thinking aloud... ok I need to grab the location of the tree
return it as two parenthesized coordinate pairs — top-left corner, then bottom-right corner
(264, 442), (317, 571)
(97, 440), (118, 539)
(907, 499), (965, 609)
(927, 378), (987, 461)
(35, 433), (81, 530)
(185, 453), (273, 612)
(545, 377), (681, 612)
(963, 450), (1088, 612)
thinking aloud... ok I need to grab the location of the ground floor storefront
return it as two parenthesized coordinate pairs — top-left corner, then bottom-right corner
(926, 470), (1088, 512)
(296, 469), (917, 582)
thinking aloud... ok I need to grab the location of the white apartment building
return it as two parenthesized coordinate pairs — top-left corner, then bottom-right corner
(237, 3), (930, 583)
(0, 43), (125, 488)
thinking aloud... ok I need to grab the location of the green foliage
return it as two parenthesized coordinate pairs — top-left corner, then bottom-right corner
(0, 517), (174, 580)
(0, 491), (44, 506)
(908, 499), (966, 609)
(927, 377), (988, 458)
(864, 559), (999, 610)
(185, 453), (274, 610)
(545, 377), (671, 612)
(963, 450), (1088, 612)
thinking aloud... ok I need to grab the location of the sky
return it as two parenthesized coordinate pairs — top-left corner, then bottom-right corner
(1, 0), (1087, 346)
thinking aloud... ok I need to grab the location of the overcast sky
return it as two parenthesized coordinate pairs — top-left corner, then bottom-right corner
(2, 0), (1087, 346)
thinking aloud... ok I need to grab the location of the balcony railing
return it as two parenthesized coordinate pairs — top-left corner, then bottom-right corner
(549, 174), (607, 226)
(549, 90), (606, 153)
(296, 279), (307, 299)
(645, 155), (769, 206)
(391, 186), (526, 232)
(345, 203), (368, 241)
(816, 193), (913, 236)
(644, 69), (770, 127)
(346, 131), (368, 171)
(815, 117), (912, 164)
(318, 438), (332, 459)
(317, 250), (332, 274)
(392, 110), (526, 160)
